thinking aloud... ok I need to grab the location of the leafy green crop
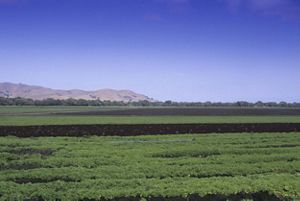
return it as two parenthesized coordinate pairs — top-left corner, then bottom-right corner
(0, 133), (299, 201)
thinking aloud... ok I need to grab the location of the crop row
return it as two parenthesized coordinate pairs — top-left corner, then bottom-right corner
(0, 174), (298, 200)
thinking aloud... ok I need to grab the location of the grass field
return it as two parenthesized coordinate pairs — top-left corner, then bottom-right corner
(0, 133), (299, 200)
(1, 115), (300, 126)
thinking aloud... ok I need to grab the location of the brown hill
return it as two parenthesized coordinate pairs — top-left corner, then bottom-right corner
(0, 82), (154, 102)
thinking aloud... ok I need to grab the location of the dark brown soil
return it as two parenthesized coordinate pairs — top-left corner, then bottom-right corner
(55, 108), (300, 116)
(0, 123), (300, 137)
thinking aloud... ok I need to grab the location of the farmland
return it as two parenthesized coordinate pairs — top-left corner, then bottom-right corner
(0, 133), (299, 200)
(0, 106), (300, 200)
(1, 106), (300, 126)
(1, 115), (300, 126)
(2, 106), (300, 116)
(0, 106), (122, 115)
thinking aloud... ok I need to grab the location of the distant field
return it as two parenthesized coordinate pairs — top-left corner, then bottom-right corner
(1, 115), (300, 126)
(2, 106), (300, 116)
(56, 107), (300, 116)
(0, 106), (123, 115)
(1, 106), (300, 126)
(0, 133), (299, 200)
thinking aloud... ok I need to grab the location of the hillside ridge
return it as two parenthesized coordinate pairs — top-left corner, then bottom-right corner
(0, 82), (154, 102)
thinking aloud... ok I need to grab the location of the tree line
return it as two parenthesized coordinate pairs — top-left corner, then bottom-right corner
(0, 97), (300, 107)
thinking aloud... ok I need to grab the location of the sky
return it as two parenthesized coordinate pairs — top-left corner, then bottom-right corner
(0, 0), (300, 102)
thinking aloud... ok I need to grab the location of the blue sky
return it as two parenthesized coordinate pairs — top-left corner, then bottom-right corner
(0, 0), (300, 102)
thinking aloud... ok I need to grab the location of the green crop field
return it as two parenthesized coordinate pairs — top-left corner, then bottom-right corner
(0, 133), (299, 200)
(1, 115), (300, 126)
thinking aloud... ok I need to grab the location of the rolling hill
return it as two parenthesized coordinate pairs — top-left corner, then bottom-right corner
(0, 82), (154, 102)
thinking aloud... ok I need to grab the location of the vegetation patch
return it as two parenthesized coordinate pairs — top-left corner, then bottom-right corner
(13, 176), (80, 184)
(5, 148), (54, 156)
(147, 192), (290, 201)
(0, 162), (43, 170)
(152, 150), (221, 158)
(78, 192), (290, 201)
(20, 192), (291, 201)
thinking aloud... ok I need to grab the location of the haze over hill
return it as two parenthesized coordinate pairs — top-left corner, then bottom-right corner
(0, 82), (154, 102)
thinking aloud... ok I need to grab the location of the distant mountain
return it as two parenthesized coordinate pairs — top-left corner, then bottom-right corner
(0, 82), (154, 102)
